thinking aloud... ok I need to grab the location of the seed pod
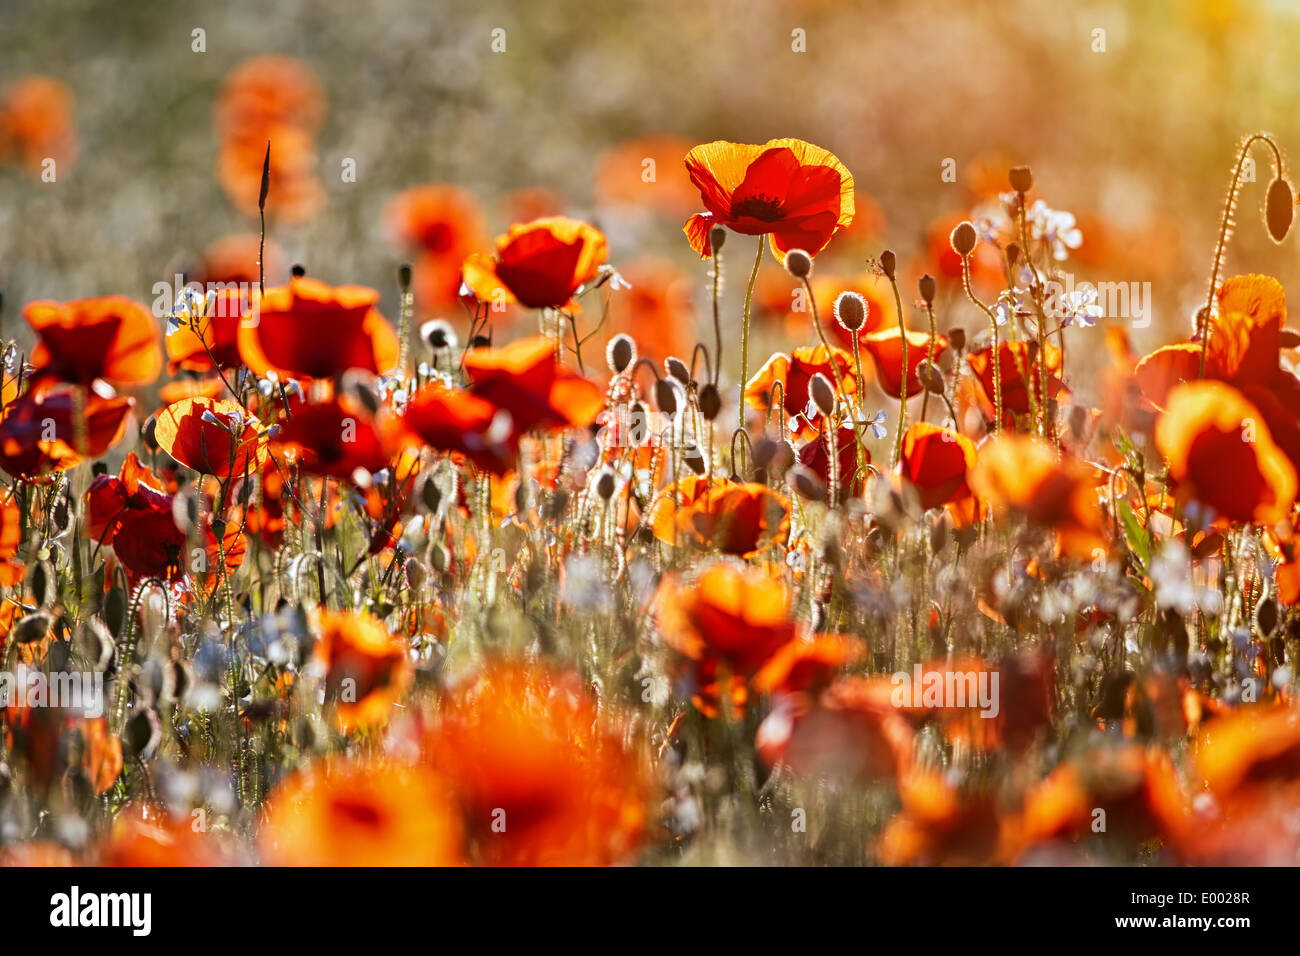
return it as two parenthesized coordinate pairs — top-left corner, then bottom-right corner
(1257, 595), (1280, 637)
(921, 362), (945, 394)
(655, 378), (679, 416)
(398, 262), (413, 291)
(607, 334), (636, 373)
(789, 464), (826, 502)
(709, 225), (727, 254)
(809, 373), (836, 417)
(698, 382), (722, 420)
(683, 443), (707, 475)
(421, 319), (456, 352)
(664, 356), (690, 385)
(833, 291), (867, 332)
(919, 274), (936, 306)
(948, 326), (966, 351)
(595, 467), (617, 500)
(950, 222), (978, 257)
(405, 557), (427, 591)
(141, 416), (159, 452)
(1009, 165), (1034, 193)
(1005, 243), (1021, 269)
(879, 250), (897, 281)
(1266, 176), (1294, 243)
(753, 437), (795, 475)
(784, 249), (813, 279)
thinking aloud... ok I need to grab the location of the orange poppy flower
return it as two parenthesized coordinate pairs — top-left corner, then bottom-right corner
(1193, 705), (1300, 796)
(897, 422), (977, 511)
(215, 56), (324, 222)
(743, 344), (857, 431)
(863, 327), (949, 399)
(605, 258), (698, 368)
(271, 396), (403, 481)
(966, 339), (1065, 418)
(0, 75), (76, 174)
(655, 562), (796, 678)
(876, 768), (1007, 864)
(681, 138), (854, 258)
(1155, 381), (1297, 524)
(0, 842), (77, 867)
(154, 397), (267, 480)
(23, 295), (162, 390)
(260, 759), (464, 866)
(655, 480), (791, 556)
(968, 434), (1108, 559)
(752, 633), (866, 695)
(462, 336), (605, 432)
(420, 659), (649, 865)
(462, 217), (607, 310)
(402, 383), (516, 475)
(313, 610), (413, 732)
(796, 426), (867, 500)
(0, 390), (134, 481)
(2, 707), (122, 797)
(383, 184), (488, 311)
(236, 277), (399, 380)
(102, 807), (233, 866)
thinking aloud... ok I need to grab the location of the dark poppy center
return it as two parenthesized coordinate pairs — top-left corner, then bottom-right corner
(731, 192), (784, 222)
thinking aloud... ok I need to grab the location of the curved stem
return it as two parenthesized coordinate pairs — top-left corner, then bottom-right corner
(738, 239), (764, 433)
(888, 274), (908, 468)
(961, 256), (1003, 434)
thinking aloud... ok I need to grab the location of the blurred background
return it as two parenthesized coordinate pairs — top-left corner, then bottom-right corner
(2, 0), (1300, 409)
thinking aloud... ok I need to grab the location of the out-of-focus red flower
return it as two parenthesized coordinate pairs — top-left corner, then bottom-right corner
(419, 659), (649, 865)
(744, 345), (857, 438)
(462, 336), (604, 432)
(898, 422), (977, 511)
(1155, 380), (1297, 525)
(402, 383), (516, 475)
(270, 396), (403, 481)
(383, 184), (488, 312)
(863, 327), (949, 399)
(0, 76), (76, 174)
(652, 480), (790, 556)
(0, 390), (134, 481)
(23, 296), (162, 391)
(153, 396), (267, 480)
(595, 134), (699, 216)
(462, 217), (608, 310)
(682, 138), (854, 258)
(966, 339), (1065, 419)
(236, 277), (399, 380)
(313, 610), (413, 732)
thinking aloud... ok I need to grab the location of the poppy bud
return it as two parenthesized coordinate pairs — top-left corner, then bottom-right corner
(698, 382), (722, 420)
(709, 225), (727, 254)
(1266, 177), (1293, 243)
(919, 274), (936, 306)
(606, 333), (636, 373)
(948, 326), (966, 351)
(879, 250), (896, 281)
(950, 222), (978, 257)
(664, 356), (690, 385)
(420, 319), (457, 352)
(784, 249), (813, 279)
(921, 361), (945, 394)
(595, 466), (617, 500)
(210, 517), (227, 541)
(789, 464), (826, 502)
(405, 557), (427, 592)
(1009, 165), (1033, 193)
(1005, 243), (1021, 269)
(655, 378), (679, 416)
(833, 291), (867, 332)
(291, 264), (307, 278)
(469, 334), (492, 350)
(14, 611), (50, 644)
(1068, 404), (1089, 441)
(141, 416), (159, 451)
(753, 437), (795, 474)
(398, 262), (412, 292)
(809, 373), (836, 417)
(682, 443), (707, 475)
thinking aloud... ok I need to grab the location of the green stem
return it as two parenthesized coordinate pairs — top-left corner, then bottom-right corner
(738, 239), (764, 433)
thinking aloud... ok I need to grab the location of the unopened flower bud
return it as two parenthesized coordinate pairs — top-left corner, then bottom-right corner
(709, 225), (727, 254)
(879, 250), (896, 281)
(833, 291), (867, 332)
(664, 356), (690, 385)
(1009, 165), (1033, 194)
(784, 249), (813, 279)
(606, 333), (636, 373)
(698, 382), (722, 420)
(948, 326), (966, 351)
(950, 222), (978, 257)
(809, 373), (836, 417)
(918, 274), (936, 306)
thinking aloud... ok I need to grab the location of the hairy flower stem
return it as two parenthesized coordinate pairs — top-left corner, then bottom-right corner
(1201, 132), (1284, 378)
(888, 274), (908, 468)
(919, 302), (937, 423)
(738, 239), (764, 433)
(711, 249), (723, 386)
(961, 256), (1003, 434)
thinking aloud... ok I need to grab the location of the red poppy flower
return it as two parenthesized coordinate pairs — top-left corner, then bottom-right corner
(0, 76), (77, 174)
(1155, 380), (1297, 524)
(462, 217), (607, 310)
(236, 277), (399, 381)
(0, 390), (134, 481)
(863, 327), (950, 399)
(653, 480), (791, 556)
(23, 295), (162, 390)
(797, 426), (867, 499)
(403, 383), (516, 474)
(898, 422), (977, 511)
(313, 610), (413, 732)
(966, 339), (1065, 418)
(384, 184), (488, 311)
(462, 336), (604, 433)
(682, 138), (854, 258)
(744, 345), (857, 435)
(166, 288), (248, 373)
(271, 396), (404, 481)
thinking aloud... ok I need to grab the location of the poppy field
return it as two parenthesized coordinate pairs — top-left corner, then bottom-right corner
(2, 0), (1300, 876)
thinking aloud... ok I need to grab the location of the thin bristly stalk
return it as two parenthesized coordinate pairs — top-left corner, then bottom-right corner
(919, 300), (937, 423)
(1201, 132), (1285, 378)
(960, 256), (1003, 434)
(888, 273), (908, 468)
(711, 248), (723, 386)
(738, 239), (764, 433)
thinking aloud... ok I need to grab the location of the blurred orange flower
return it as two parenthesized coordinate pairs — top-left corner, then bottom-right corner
(402, 383), (516, 475)
(1155, 380), (1297, 524)
(0, 390), (134, 481)
(897, 422), (977, 511)
(261, 760), (464, 866)
(23, 295), (162, 391)
(236, 277), (399, 380)
(383, 184), (488, 312)
(462, 336), (604, 432)
(0, 75), (76, 174)
(682, 138), (854, 258)
(313, 610), (413, 732)
(595, 134), (699, 216)
(863, 327), (949, 399)
(744, 344), (857, 436)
